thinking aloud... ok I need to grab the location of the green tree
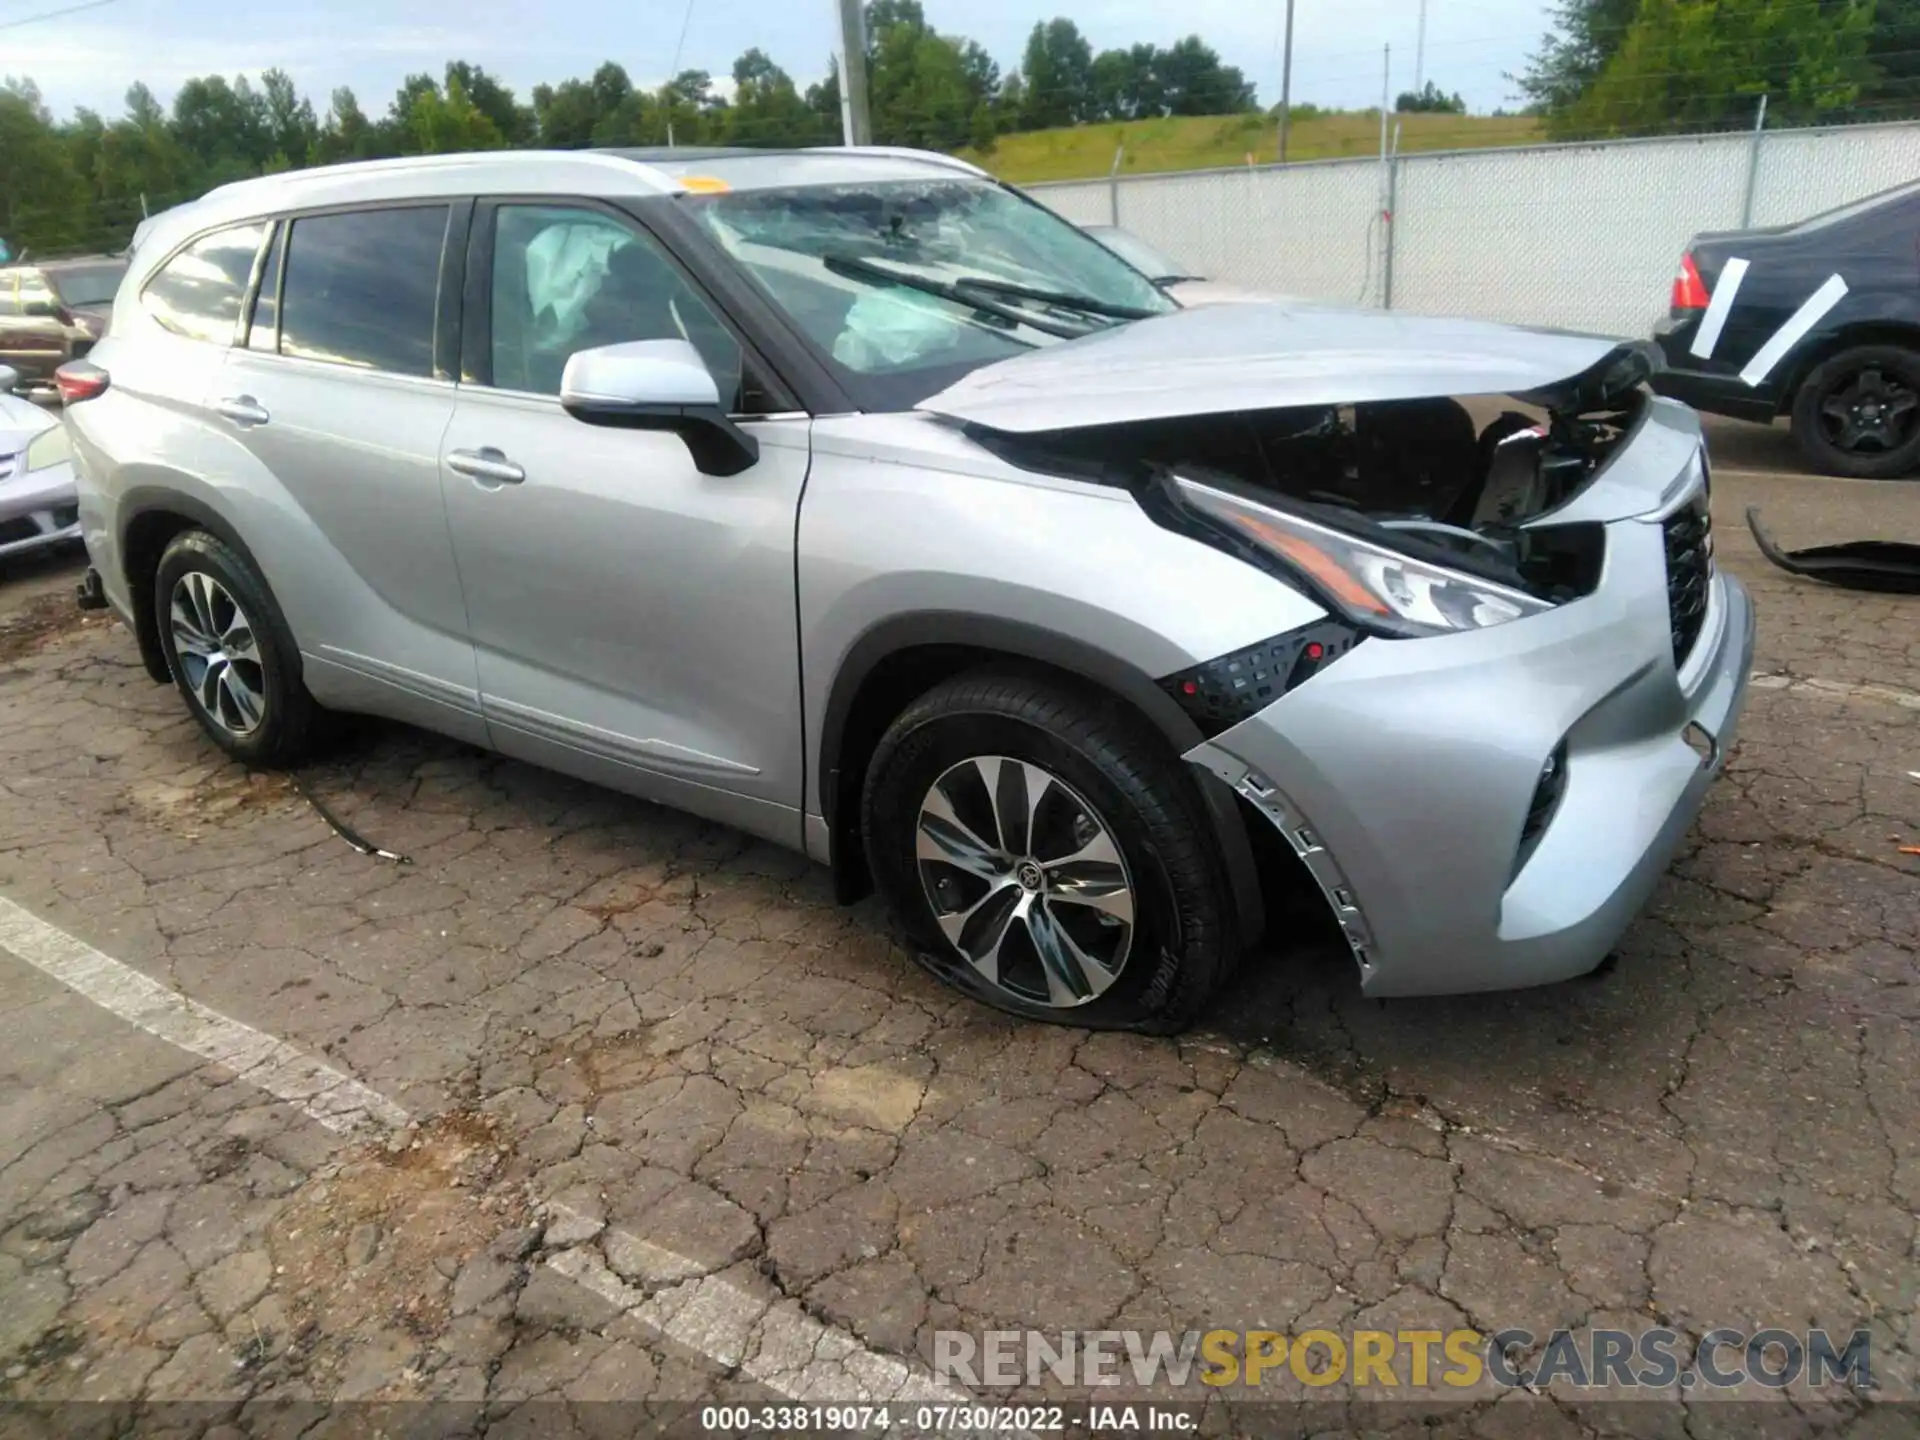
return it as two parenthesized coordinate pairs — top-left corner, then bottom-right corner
(1090, 44), (1161, 121)
(1566, 0), (1872, 137)
(532, 62), (635, 149)
(729, 48), (829, 146)
(1154, 36), (1255, 116)
(401, 75), (506, 154)
(1396, 80), (1467, 113)
(804, 60), (843, 142)
(261, 68), (318, 168)
(445, 61), (533, 143)
(171, 74), (273, 183)
(1862, 0), (1920, 114)
(533, 78), (604, 148)
(315, 87), (389, 163)
(1516, 0), (1639, 117)
(1019, 18), (1095, 129)
(0, 79), (84, 256)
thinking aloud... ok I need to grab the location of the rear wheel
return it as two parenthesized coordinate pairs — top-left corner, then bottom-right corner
(1790, 345), (1920, 479)
(861, 669), (1239, 1032)
(154, 530), (319, 767)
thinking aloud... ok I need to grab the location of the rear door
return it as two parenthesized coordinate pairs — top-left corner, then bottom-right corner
(438, 197), (811, 846)
(212, 203), (483, 741)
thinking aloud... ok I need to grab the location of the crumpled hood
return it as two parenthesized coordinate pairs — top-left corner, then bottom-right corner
(917, 301), (1634, 434)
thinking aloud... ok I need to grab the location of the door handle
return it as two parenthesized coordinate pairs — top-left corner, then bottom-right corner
(213, 395), (270, 427)
(447, 447), (526, 486)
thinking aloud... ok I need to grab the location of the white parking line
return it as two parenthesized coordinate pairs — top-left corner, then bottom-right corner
(548, 1235), (978, 1410)
(0, 894), (406, 1133)
(0, 893), (984, 1411)
(1749, 671), (1920, 711)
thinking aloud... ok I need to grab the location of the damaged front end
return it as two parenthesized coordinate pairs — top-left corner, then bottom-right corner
(921, 307), (1747, 996)
(962, 333), (1659, 641)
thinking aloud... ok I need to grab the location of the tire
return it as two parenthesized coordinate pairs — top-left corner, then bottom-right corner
(1790, 345), (1920, 479)
(154, 529), (319, 767)
(861, 667), (1239, 1033)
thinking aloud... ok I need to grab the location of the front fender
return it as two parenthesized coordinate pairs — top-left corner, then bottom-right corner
(799, 414), (1330, 940)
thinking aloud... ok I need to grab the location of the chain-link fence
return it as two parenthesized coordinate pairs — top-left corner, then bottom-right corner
(1028, 119), (1920, 337)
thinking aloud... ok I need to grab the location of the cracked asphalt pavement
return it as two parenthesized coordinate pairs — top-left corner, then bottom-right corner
(0, 457), (1913, 1437)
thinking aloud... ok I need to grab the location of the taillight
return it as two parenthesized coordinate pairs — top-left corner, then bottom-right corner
(54, 360), (109, 404)
(1671, 253), (1709, 314)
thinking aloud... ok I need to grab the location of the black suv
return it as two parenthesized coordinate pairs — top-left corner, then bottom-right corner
(1653, 180), (1920, 479)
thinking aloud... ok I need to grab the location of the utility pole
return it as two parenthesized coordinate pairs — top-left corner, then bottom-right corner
(1414, 0), (1428, 95)
(835, 0), (872, 146)
(1276, 0), (1296, 163)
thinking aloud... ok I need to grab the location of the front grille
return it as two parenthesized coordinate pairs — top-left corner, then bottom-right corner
(1662, 492), (1713, 665)
(0, 455), (14, 484)
(0, 517), (39, 545)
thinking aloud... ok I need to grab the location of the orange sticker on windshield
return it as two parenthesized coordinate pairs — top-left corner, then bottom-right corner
(678, 175), (732, 193)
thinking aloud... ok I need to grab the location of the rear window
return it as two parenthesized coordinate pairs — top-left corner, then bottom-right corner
(278, 207), (448, 377)
(142, 223), (269, 344)
(1789, 179), (1920, 234)
(47, 263), (126, 308)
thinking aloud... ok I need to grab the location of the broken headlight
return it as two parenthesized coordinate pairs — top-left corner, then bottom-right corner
(1170, 473), (1553, 638)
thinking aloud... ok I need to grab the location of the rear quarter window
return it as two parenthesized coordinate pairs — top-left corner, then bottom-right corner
(141, 222), (269, 344)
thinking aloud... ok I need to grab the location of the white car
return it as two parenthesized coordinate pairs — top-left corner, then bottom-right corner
(0, 365), (82, 559)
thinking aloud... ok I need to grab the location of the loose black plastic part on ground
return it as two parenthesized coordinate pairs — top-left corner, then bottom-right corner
(1746, 506), (1920, 595)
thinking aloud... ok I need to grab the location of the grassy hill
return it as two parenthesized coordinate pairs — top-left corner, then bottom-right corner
(957, 111), (1544, 184)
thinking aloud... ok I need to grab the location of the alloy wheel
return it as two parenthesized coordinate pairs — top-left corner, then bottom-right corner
(1818, 366), (1919, 454)
(914, 755), (1135, 1008)
(169, 571), (267, 736)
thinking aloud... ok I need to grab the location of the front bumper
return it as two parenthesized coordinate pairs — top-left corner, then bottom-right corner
(0, 460), (82, 559)
(1187, 514), (1755, 996)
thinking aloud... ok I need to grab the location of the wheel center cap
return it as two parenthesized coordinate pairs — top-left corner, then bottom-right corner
(1015, 860), (1045, 893)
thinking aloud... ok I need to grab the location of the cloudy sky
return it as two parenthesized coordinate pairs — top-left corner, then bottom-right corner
(6, 0), (1558, 122)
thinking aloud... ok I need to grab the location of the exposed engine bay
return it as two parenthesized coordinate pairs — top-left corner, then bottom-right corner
(975, 390), (1641, 604)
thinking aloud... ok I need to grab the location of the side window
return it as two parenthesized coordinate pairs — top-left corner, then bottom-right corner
(141, 222), (269, 344)
(17, 271), (59, 318)
(246, 223), (283, 354)
(487, 204), (743, 406)
(280, 207), (448, 377)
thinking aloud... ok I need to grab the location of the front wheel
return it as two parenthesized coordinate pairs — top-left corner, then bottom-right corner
(861, 669), (1239, 1032)
(1790, 345), (1920, 479)
(154, 529), (319, 767)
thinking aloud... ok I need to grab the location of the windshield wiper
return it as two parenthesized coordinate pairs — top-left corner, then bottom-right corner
(949, 275), (1163, 322)
(821, 253), (1094, 340)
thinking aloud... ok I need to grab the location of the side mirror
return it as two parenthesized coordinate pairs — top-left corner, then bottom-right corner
(0, 365), (17, 394)
(560, 338), (760, 477)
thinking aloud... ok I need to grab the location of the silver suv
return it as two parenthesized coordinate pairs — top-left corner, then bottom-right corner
(61, 147), (1754, 1031)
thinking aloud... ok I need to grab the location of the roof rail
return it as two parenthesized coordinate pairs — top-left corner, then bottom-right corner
(197, 148), (685, 205)
(806, 145), (990, 179)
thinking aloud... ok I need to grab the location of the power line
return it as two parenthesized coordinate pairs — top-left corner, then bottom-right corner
(0, 0), (123, 29)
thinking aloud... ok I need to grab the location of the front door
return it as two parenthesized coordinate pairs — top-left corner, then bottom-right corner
(441, 200), (809, 846)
